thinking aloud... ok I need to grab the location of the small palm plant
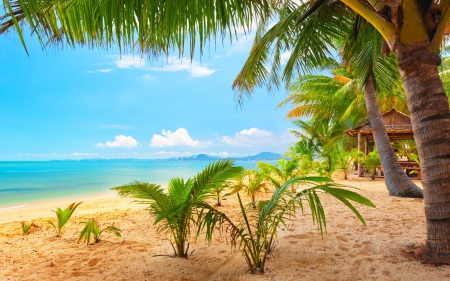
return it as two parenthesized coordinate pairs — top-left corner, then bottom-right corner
(257, 158), (299, 191)
(112, 159), (244, 258)
(229, 169), (271, 208)
(159, 176), (375, 274)
(78, 219), (122, 246)
(21, 221), (42, 235)
(364, 150), (381, 180)
(47, 202), (82, 237)
(334, 149), (365, 180)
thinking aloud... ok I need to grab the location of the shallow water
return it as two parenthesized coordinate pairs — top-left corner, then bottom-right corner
(0, 160), (258, 208)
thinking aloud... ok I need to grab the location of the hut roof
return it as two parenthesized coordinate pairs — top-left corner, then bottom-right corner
(344, 109), (414, 139)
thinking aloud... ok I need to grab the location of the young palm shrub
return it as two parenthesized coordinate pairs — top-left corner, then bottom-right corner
(112, 159), (244, 258)
(364, 150), (381, 180)
(229, 169), (271, 208)
(78, 219), (121, 246)
(159, 176), (375, 274)
(334, 149), (365, 180)
(47, 202), (82, 237)
(21, 221), (42, 235)
(209, 182), (230, 206)
(257, 158), (299, 191)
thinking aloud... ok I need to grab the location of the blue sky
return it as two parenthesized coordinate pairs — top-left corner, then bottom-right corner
(0, 30), (298, 160)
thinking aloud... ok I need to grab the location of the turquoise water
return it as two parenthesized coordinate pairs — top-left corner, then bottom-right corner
(0, 161), (258, 208)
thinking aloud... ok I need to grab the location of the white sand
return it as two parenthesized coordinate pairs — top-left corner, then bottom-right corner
(1, 175), (449, 280)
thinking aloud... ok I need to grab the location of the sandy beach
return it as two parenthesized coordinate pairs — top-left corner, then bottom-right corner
(1, 175), (449, 281)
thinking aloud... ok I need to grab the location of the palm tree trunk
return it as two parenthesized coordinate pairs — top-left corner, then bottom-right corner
(364, 74), (423, 198)
(396, 42), (450, 262)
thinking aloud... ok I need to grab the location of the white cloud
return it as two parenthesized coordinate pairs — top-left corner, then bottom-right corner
(222, 128), (276, 146)
(97, 135), (138, 148)
(150, 57), (216, 77)
(141, 74), (155, 79)
(280, 51), (292, 65)
(150, 128), (208, 147)
(114, 55), (146, 69)
(86, 68), (114, 74)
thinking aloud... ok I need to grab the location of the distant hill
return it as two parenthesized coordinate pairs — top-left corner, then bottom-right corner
(51, 152), (283, 162)
(167, 154), (222, 161)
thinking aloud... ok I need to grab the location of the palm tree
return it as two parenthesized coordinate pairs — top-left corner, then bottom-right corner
(228, 169), (271, 208)
(257, 158), (299, 191)
(160, 175), (375, 274)
(231, 2), (450, 262)
(290, 118), (349, 178)
(112, 159), (244, 258)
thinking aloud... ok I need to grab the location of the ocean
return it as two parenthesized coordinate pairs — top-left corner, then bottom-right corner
(0, 160), (258, 210)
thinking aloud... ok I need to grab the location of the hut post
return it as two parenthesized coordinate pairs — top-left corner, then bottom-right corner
(358, 132), (363, 177)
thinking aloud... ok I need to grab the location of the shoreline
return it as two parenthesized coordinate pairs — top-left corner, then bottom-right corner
(0, 190), (118, 224)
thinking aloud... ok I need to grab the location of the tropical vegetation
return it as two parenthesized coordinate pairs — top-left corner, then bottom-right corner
(47, 201), (82, 237)
(78, 219), (122, 246)
(3, 0), (450, 263)
(112, 159), (244, 258)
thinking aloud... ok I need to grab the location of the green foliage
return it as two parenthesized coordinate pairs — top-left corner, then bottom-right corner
(210, 183), (227, 206)
(257, 158), (299, 191)
(289, 118), (350, 178)
(20, 221), (41, 235)
(47, 202), (82, 237)
(334, 149), (365, 180)
(363, 150), (381, 180)
(229, 169), (271, 208)
(160, 176), (375, 274)
(112, 159), (244, 258)
(393, 140), (418, 161)
(78, 219), (121, 246)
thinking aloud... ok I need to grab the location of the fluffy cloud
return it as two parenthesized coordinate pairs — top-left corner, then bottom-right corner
(280, 51), (292, 65)
(114, 55), (146, 69)
(222, 128), (276, 146)
(97, 135), (138, 148)
(150, 57), (216, 77)
(150, 128), (204, 147)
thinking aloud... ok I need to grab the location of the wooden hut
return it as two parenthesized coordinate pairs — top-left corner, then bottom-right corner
(344, 109), (420, 178)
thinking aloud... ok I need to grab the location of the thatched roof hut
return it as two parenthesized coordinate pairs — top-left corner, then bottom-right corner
(344, 109), (414, 140)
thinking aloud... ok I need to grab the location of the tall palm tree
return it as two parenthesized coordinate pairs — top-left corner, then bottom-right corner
(231, 2), (450, 262)
(344, 21), (423, 197)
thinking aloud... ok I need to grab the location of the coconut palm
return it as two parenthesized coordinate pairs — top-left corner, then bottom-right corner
(231, 2), (450, 261)
(112, 159), (244, 258)
(257, 158), (299, 191)
(229, 169), (271, 208)
(289, 118), (349, 178)
(363, 149), (381, 180)
(158, 175), (375, 274)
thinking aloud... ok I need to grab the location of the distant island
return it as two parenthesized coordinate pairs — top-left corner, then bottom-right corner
(51, 152), (282, 162)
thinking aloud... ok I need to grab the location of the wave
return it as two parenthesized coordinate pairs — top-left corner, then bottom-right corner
(0, 205), (27, 211)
